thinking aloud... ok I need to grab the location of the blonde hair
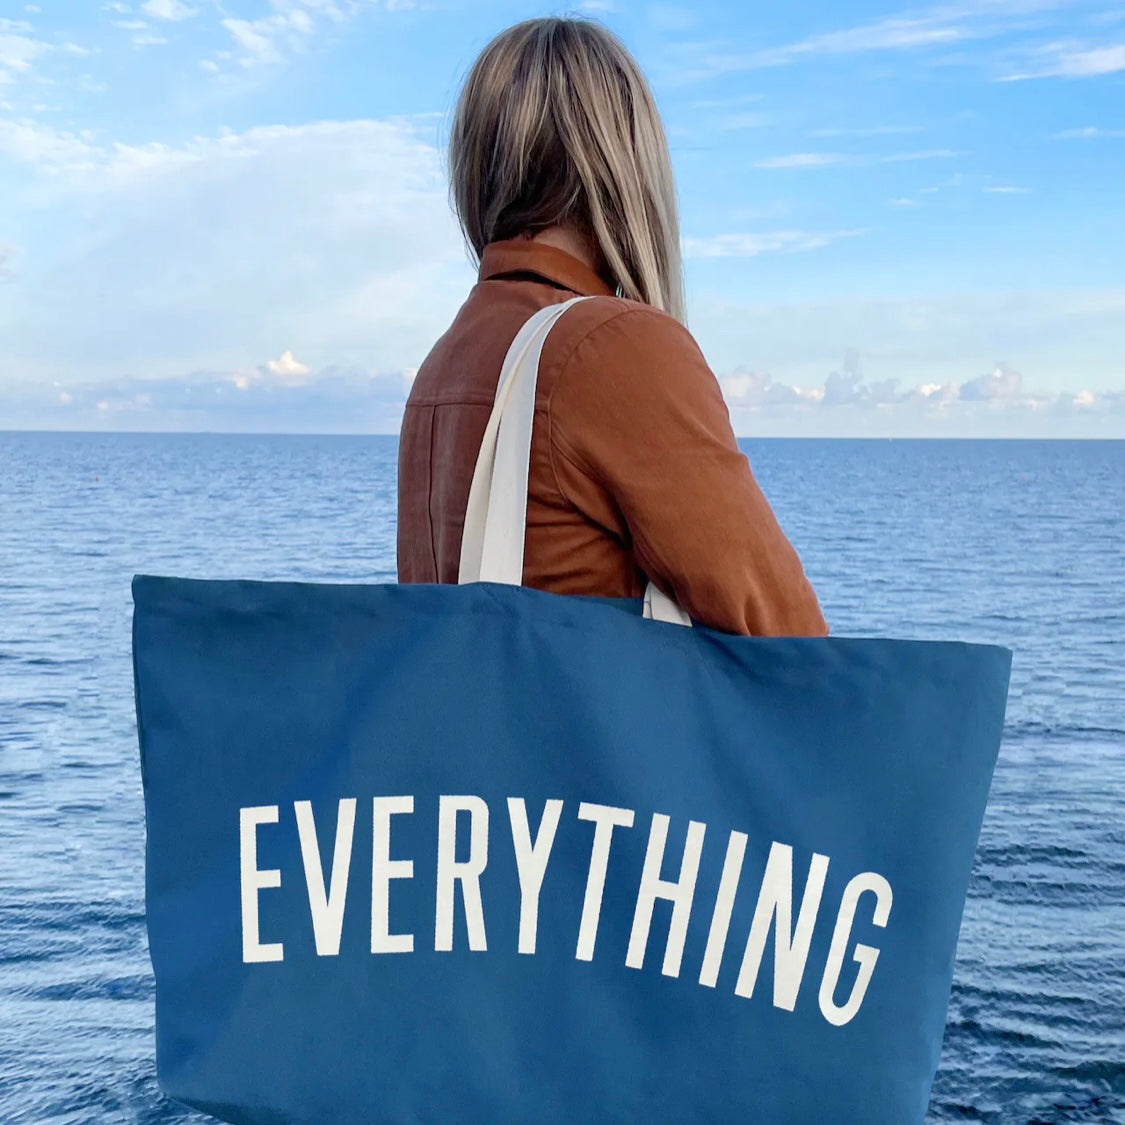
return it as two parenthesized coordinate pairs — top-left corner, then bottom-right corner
(449, 17), (686, 323)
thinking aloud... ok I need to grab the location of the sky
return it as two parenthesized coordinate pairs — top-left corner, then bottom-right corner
(0, 0), (1122, 437)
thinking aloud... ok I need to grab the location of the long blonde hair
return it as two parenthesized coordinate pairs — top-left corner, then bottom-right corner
(449, 17), (686, 324)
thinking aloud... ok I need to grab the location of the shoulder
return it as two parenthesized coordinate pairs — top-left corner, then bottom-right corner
(550, 295), (700, 356)
(543, 296), (735, 480)
(542, 295), (710, 398)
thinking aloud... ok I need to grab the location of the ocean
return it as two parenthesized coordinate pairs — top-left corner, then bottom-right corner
(0, 431), (1122, 1123)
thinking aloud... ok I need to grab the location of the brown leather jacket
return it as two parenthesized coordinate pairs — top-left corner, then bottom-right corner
(397, 238), (829, 636)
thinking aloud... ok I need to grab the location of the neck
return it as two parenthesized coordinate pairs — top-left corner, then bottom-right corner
(526, 225), (606, 279)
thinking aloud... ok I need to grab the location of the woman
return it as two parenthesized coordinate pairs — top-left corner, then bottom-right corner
(397, 16), (827, 637)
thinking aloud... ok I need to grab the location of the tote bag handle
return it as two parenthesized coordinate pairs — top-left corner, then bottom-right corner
(458, 296), (692, 628)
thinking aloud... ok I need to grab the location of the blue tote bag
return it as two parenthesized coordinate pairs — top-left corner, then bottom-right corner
(133, 299), (1012, 1124)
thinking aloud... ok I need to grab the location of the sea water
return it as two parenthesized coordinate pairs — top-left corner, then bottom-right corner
(0, 432), (1121, 1123)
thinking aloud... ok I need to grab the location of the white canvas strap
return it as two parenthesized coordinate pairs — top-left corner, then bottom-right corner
(458, 296), (692, 628)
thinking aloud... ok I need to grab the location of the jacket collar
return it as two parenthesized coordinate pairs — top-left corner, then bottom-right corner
(478, 237), (615, 297)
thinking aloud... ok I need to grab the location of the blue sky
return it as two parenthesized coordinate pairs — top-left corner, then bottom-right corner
(0, 0), (1122, 436)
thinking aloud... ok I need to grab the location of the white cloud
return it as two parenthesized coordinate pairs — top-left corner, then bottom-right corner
(755, 152), (850, 169)
(720, 370), (821, 406)
(0, 22), (95, 87)
(879, 148), (964, 162)
(1, 364), (418, 433)
(754, 148), (962, 169)
(0, 25), (50, 74)
(210, 0), (379, 69)
(0, 117), (99, 169)
(266, 349), (310, 378)
(959, 362), (1024, 399)
(712, 355), (1124, 436)
(667, 0), (1077, 79)
(0, 117), (471, 388)
(688, 287), (1125, 399)
(756, 15), (968, 65)
(983, 184), (1032, 192)
(222, 17), (285, 64)
(1051, 125), (1125, 138)
(4, 332), (1122, 437)
(1001, 40), (1125, 79)
(721, 356), (1120, 415)
(1048, 43), (1125, 75)
(684, 229), (867, 257)
(16, 354), (1117, 436)
(141, 0), (197, 19)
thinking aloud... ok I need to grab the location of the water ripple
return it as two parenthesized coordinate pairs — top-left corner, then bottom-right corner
(1, 432), (1123, 1123)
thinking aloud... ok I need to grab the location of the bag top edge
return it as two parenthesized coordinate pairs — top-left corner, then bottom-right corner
(131, 574), (1014, 661)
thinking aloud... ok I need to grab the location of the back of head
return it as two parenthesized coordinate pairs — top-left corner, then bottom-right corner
(449, 17), (686, 323)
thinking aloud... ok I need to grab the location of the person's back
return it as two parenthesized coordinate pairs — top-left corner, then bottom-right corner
(397, 17), (827, 638)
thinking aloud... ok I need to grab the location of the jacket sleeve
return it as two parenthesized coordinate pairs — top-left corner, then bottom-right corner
(546, 305), (829, 637)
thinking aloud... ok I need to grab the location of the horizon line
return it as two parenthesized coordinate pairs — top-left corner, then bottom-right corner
(1, 429), (1121, 441)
